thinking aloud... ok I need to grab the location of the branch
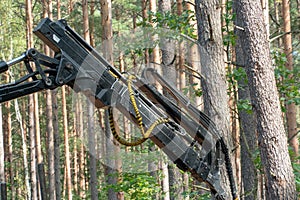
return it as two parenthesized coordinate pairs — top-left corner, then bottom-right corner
(192, 184), (210, 191)
(288, 130), (300, 143)
(269, 31), (300, 43)
(184, 0), (196, 7)
(269, 14), (281, 27)
(225, 61), (245, 68)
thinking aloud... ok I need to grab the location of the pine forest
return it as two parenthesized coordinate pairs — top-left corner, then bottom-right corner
(0, 0), (299, 199)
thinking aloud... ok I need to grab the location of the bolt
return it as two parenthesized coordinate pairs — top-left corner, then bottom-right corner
(45, 78), (52, 86)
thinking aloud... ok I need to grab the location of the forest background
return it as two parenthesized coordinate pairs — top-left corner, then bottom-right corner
(0, 0), (299, 199)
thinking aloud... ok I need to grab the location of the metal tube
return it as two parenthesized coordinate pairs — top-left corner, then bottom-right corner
(6, 53), (26, 67)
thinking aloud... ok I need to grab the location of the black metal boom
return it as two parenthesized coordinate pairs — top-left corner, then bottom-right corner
(0, 18), (237, 200)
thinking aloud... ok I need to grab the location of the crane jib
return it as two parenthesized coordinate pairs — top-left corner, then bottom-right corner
(0, 18), (238, 200)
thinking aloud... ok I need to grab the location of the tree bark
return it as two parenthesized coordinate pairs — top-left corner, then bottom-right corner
(233, 2), (258, 199)
(46, 75), (56, 200)
(261, 0), (269, 39)
(141, 0), (149, 64)
(195, 0), (235, 198)
(50, 89), (61, 200)
(25, 0), (38, 199)
(100, 1), (119, 199)
(148, 2), (160, 192)
(282, 0), (298, 157)
(52, 4), (61, 200)
(186, 1), (202, 107)
(41, 1), (56, 198)
(0, 103), (5, 196)
(3, 77), (13, 199)
(62, 86), (72, 200)
(149, 0), (161, 74)
(78, 98), (86, 199)
(82, 1), (99, 198)
(234, 1), (296, 199)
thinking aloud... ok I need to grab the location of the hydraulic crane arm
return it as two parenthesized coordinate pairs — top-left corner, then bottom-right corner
(0, 18), (237, 200)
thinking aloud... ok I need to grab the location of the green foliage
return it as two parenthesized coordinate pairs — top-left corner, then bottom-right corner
(182, 83), (202, 100)
(253, 149), (263, 172)
(272, 50), (300, 106)
(288, 147), (300, 194)
(227, 67), (248, 85)
(237, 99), (252, 114)
(227, 67), (249, 96)
(292, 158), (300, 193)
(104, 172), (162, 200)
(222, 0), (236, 54)
(140, 10), (196, 39)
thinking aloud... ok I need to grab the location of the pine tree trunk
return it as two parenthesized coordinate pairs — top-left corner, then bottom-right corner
(261, 0), (269, 39)
(50, 89), (61, 200)
(158, 0), (181, 199)
(177, 0), (185, 93)
(78, 98), (86, 199)
(141, 0), (149, 64)
(149, 0), (161, 75)
(195, 0), (235, 198)
(62, 86), (73, 200)
(46, 89), (56, 200)
(73, 113), (78, 195)
(282, 0), (298, 157)
(233, 3), (258, 199)
(8, 77), (31, 200)
(4, 83), (14, 199)
(82, 1), (99, 198)
(104, 110), (118, 200)
(41, 1), (56, 198)
(90, 2), (95, 47)
(34, 60), (44, 200)
(25, 0), (38, 199)
(234, 1), (296, 198)
(51, 5), (61, 198)
(0, 103), (5, 198)
(186, 1), (202, 108)
(148, 2), (160, 194)
(100, 1), (119, 199)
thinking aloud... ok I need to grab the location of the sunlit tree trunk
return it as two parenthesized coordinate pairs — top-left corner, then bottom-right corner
(235, 0), (296, 198)
(25, 0), (38, 199)
(34, 46), (45, 200)
(222, 0), (241, 191)
(90, 1), (95, 47)
(282, 0), (298, 157)
(3, 72), (13, 199)
(50, 89), (61, 200)
(149, 0), (161, 69)
(46, 87), (56, 200)
(273, 0), (282, 46)
(195, 0), (235, 198)
(53, 4), (62, 200)
(62, 86), (72, 200)
(159, 0), (185, 199)
(186, 1), (202, 108)
(78, 99), (86, 198)
(182, 2), (196, 191)
(233, 2), (258, 199)
(261, 0), (269, 38)
(177, 0), (185, 92)
(41, 0), (56, 199)
(82, 1), (99, 198)
(141, 0), (149, 64)
(148, 1), (161, 198)
(0, 103), (5, 199)
(100, 1), (119, 199)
